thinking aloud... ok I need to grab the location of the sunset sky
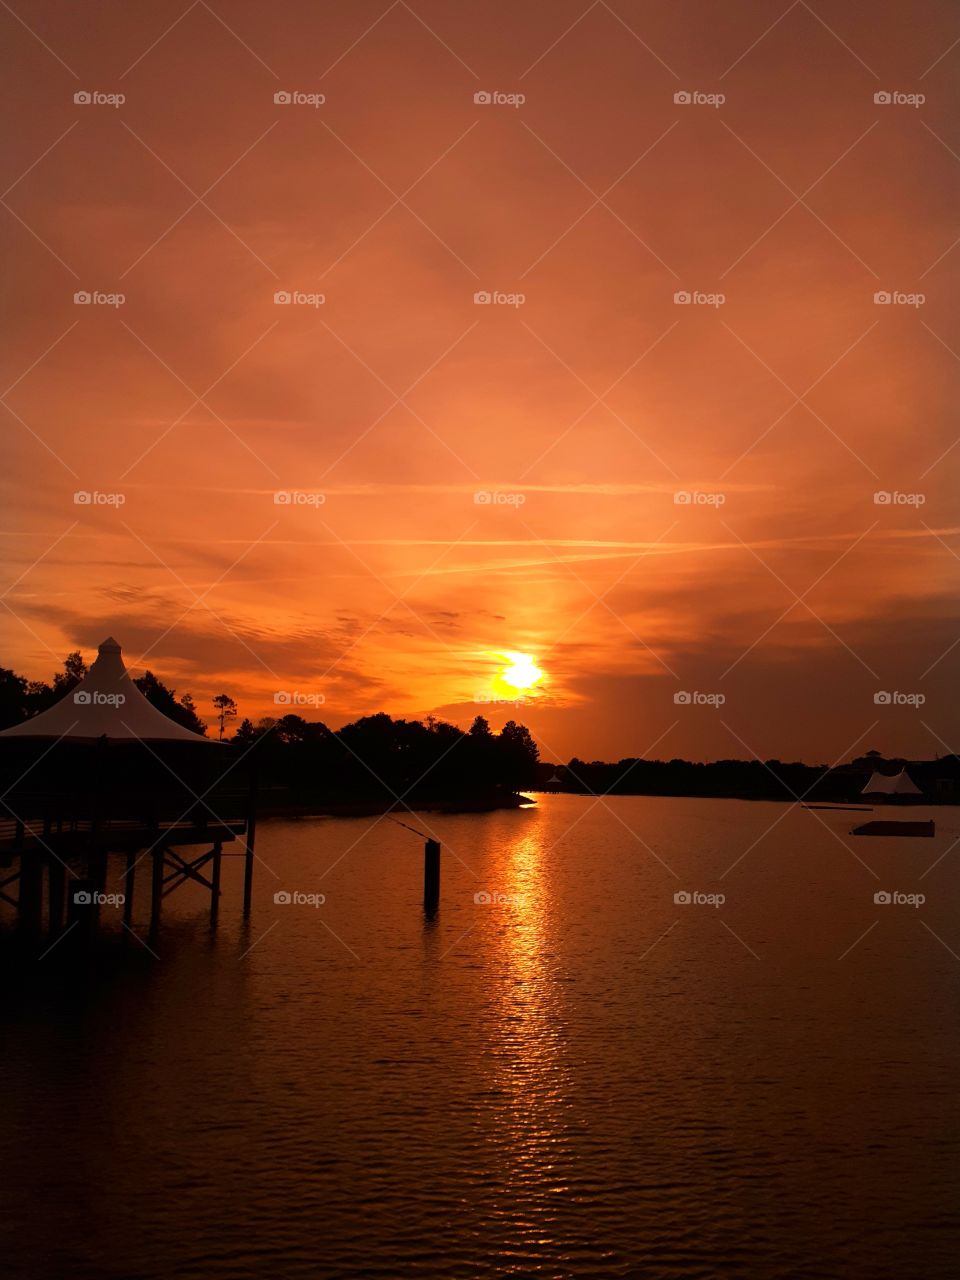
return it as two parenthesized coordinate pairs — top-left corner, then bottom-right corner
(1, 0), (958, 762)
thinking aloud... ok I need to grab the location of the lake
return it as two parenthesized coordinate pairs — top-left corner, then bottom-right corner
(3, 793), (959, 1278)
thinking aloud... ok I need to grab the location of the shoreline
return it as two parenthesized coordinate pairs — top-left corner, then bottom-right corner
(257, 791), (536, 819)
(532, 789), (957, 807)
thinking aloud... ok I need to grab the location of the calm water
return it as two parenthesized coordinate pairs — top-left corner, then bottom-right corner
(3, 794), (960, 1279)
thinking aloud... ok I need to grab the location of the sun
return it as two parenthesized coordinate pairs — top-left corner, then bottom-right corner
(496, 651), (544, 691)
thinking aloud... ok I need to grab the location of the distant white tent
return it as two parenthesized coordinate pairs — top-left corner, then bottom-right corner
(862, 768), (922, 797)
(0, 637), (211, 743)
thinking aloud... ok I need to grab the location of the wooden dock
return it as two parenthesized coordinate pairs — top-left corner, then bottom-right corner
(0, 785), (257, 938)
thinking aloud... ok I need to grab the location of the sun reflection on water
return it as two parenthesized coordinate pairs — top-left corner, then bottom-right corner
(478, 821), (581, 1228)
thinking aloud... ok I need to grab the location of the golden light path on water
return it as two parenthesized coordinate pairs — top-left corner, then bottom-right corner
(478, 820), (582, 1256)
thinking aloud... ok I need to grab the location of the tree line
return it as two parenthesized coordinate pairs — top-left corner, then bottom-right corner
(0, 653), (541, 806)
(538, 751), (960, 803)
(234, 711), (540, 807)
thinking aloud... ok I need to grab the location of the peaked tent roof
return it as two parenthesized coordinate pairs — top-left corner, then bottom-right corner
(0, 637), (212, 743)
(862, 768), (922, 796)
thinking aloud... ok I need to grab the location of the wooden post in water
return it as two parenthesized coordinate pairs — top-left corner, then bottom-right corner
(150, 846), (164, 935)
(242, 841), (254, 917)
(89, 849), (107, 900)
(242, 766), (258, 918)
(210, 841), (222, 923)
(67, 878), (96, 930)
(423, 839), (440, 912)
(47, 855), (66, 935)
(18, 853), (43, 933)
(123, 851), (136, 927)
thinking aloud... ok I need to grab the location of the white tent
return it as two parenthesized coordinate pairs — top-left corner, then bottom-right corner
(0, 637), (211, 743)
(861, 768), (922, 797)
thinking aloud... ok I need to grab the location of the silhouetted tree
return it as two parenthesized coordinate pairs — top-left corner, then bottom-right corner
(233, 717), (259, 746)
(213, 693), (238, 740)
(21, 651), (89, 718)
(496, 720), (540, 787)
(23, 678), (57, 717)
(467, 715), (496, 788)
(180, 694), (202, 729)
(53, 651), (86, 695)
(338, 713), (411, 790)
(135, 671), (207, 735)
(0, 667), (28, 729)
(274, 714), (312, 744)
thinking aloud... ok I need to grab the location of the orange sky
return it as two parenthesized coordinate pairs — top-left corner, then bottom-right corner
(1, 0), (958, 762)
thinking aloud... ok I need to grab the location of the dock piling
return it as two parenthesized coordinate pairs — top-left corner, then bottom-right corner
(242, 776), (257, 918)
(150, 847), (164, 935)
(123, 851), (136, 926)
(211, 841), (222, 923)
(423, 839), (440, 912)
(47, 856), (66, 934)
(67, 877), (97, 931)
(18, 854), (43, 933)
